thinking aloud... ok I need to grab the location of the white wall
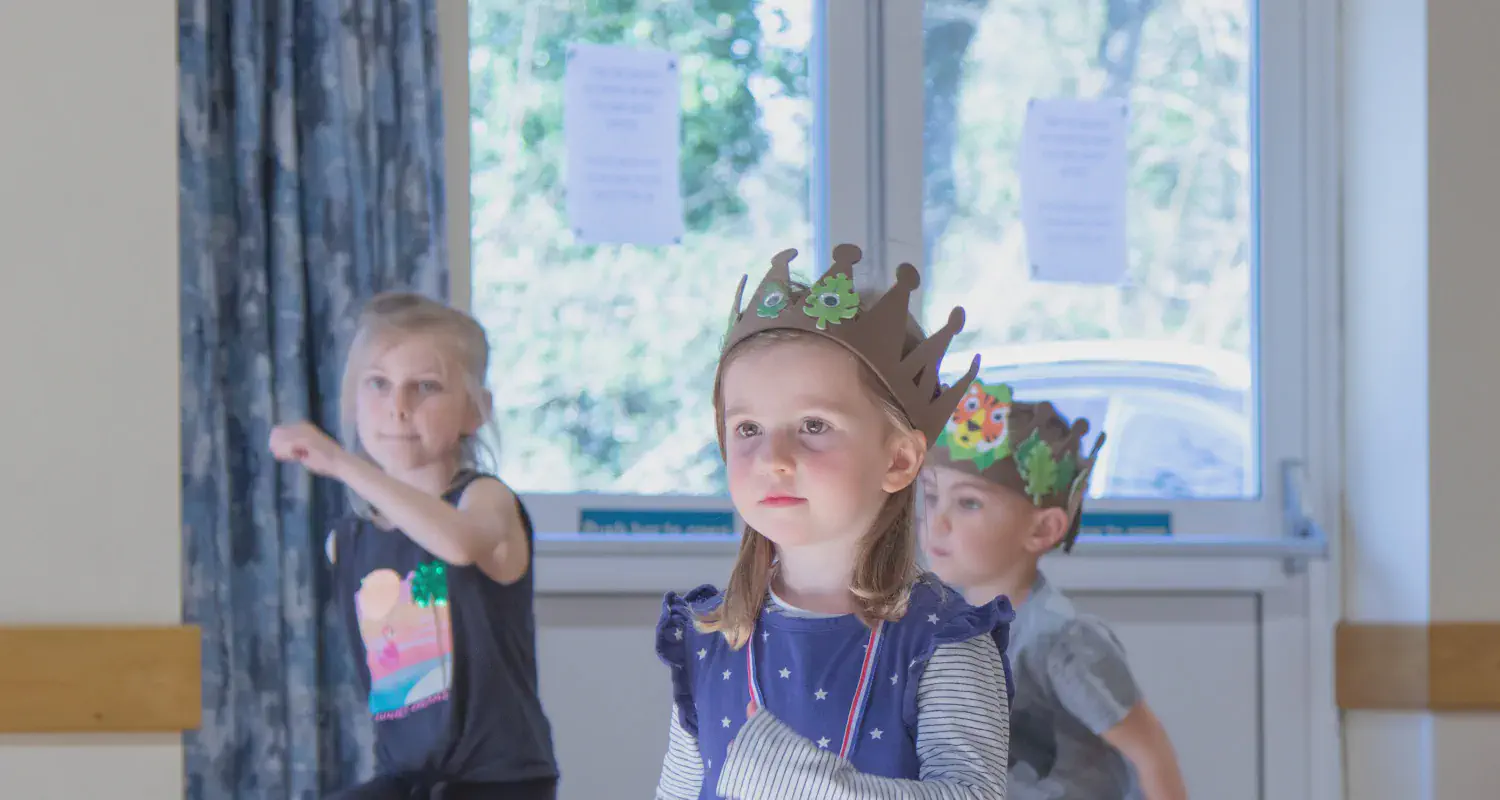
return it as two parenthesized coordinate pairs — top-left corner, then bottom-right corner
(1341, 0), (1432, 793)
(0, 3), (181, 798)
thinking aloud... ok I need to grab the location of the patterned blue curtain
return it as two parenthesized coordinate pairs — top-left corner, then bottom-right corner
(178, 0), (447, 796)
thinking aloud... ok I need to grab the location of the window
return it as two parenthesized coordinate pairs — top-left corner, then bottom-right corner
(467, 1), (817, 504)
(461, 0), (1319, 539)
(920, 0), (1256, 501)
(900, 0), (1313, 536)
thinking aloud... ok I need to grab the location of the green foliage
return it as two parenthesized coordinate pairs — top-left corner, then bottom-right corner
(467, 0), (1252, 495)
(470, 0), (806, 240)
(469, 0), (810, 493)
(919, 0), (1253, 356)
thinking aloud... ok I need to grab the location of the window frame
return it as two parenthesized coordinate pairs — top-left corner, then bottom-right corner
(882, 0), (1314, 538)
(447, 0), (1330, 542)
(450, 0), (879, 542)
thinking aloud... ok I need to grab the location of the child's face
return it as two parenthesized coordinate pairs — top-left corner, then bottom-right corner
(920, 465), (1053, 588)
(721, 337), (924, 552)
(355, 333), (479, 476)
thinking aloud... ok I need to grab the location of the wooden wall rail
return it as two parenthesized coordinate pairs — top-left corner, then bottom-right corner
(8, 621), (1498, 725)
(0, 625), (201, 733)
(1336, 622), (1500, 711)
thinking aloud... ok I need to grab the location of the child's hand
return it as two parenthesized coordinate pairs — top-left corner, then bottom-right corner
(269, 422), (350, 479)
(746, 697), (759, 719)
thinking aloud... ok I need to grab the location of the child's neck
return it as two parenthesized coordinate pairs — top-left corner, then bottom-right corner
(771, 539), (860, 615)
(962, 560), (1042, 609)
(387, 458), (463, 496)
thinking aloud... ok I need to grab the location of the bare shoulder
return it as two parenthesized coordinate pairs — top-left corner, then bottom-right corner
(458, 476), (530, 584)
(457, 476), (524, 531)
(457, 474), (517, 508)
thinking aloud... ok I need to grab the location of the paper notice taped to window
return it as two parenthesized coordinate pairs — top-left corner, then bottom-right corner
(564, 43), (684, 246)
(1019, 97), (1130, 285)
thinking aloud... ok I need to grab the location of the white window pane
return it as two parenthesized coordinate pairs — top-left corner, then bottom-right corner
(920, 0), (1258, 501)
(468, 2), (815, 497)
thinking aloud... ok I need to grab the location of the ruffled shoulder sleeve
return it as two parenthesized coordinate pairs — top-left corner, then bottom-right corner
(900, 576), (1016, 724)
(655, 584), (723, 738)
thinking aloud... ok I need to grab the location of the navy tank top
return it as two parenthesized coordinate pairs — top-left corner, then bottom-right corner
(331, 471), (558, 785)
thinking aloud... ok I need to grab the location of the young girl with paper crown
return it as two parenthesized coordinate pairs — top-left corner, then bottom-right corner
(922, 389), (1186, 800)
(655, 245), (1015, 800)
(269, 293), (558, 800)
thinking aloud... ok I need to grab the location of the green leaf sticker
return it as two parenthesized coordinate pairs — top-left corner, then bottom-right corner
(802, 272), (860, 330)
(1015, 430), (1060, 504)
(756, 281), (790, 318)
(1055, 451), (1079, 495)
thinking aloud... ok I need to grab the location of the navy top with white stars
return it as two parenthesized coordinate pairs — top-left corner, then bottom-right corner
(656, 575), (1015, 799)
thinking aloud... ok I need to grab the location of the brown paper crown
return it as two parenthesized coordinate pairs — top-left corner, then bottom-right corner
(719, 244), (980, 446)
(927, 380), (1106, 552)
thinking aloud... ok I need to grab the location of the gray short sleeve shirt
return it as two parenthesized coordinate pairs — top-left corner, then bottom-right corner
(1007, 572), (1142, 800)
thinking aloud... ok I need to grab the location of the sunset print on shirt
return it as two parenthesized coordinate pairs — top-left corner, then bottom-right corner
(354, 562), (454, 720)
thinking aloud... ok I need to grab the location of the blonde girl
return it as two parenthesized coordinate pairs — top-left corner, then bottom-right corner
(270, 292), (558, 800)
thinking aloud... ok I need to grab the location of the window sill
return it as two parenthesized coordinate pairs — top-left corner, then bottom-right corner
(532, 531), (1327, 595)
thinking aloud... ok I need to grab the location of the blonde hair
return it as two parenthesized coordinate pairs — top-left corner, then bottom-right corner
(698, 287), (928, 649)
(338, 292), (497, 518)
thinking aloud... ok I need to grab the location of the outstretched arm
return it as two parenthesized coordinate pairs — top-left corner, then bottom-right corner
(338, 457), (529, 583)
(270, 421), (528, 583)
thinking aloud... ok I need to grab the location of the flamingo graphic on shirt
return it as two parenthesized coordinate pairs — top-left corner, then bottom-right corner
(354, 564), (454, 720)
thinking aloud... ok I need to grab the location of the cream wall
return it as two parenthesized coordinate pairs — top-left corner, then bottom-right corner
(0, 3), (182, 798)
(1343, 0), (1500, 797)
(6, 0), (1500, 797)
(1422, 0), (1500, 794)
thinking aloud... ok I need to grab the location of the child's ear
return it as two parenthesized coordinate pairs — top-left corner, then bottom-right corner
(1024, 507), (1071, 554)
(467, 388), (494, 434)
(881, 429), (929, 493)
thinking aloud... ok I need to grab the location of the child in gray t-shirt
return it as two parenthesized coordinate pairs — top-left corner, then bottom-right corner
(920, 382), (1187, 800)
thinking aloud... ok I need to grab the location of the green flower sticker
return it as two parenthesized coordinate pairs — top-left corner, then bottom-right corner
(756, 281), (790, 319)
(1014, 430), (1061, 504)
(803, 272), (860, 330)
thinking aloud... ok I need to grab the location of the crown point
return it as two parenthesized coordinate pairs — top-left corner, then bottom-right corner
(773, 248), (798, 268)
(730, 273), (748, 313)
(946, 306), (967, 334)
(1070, 418), (1090, 439)
(832, 243), (863, 265)
(893, 263), (921, 290)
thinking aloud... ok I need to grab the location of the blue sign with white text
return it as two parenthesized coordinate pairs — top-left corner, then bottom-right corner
(1077, 511), (1172, 536)
(578, 508), (737, 535)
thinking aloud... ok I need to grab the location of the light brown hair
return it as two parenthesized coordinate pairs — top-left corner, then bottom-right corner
(338, 292), (497, 519)
(696, 286), (929, 649)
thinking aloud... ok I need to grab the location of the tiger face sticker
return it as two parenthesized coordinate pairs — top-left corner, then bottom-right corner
(935, 381), (1014, 471)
